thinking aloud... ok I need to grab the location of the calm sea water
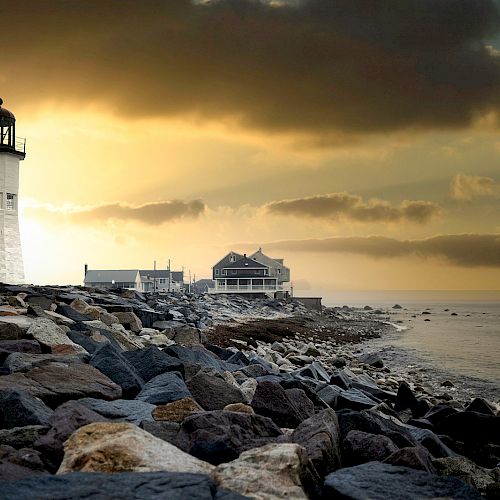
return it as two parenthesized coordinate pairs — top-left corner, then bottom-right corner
(297, 290), (500, 389)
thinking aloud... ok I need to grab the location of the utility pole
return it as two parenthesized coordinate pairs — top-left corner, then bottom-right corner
(168, 259), (171, 293)
(153, 260), (157, 292)
(189, 269), (192, 293)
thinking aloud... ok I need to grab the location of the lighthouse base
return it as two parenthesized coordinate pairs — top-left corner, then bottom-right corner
(0, 213), (24, 284)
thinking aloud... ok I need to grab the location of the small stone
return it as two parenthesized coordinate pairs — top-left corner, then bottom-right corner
(223, 403), (254, 414)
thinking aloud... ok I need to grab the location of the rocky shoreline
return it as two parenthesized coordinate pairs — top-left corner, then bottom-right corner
(0, 284), (498, 499)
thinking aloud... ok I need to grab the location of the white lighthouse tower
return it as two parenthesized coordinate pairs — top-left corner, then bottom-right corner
(0, 98), (25, 284)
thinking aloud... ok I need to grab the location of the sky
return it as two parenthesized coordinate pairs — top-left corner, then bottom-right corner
(2, 0), (500, 291)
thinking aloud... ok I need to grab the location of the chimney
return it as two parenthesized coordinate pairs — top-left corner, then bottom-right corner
(84, 264), (88, 276)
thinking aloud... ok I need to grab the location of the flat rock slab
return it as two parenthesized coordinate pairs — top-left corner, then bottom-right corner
(77, 398), (155, 425)
(0, 363), (122, 407)
(324, 462), (481, 499)
(1, 471), (248, 500)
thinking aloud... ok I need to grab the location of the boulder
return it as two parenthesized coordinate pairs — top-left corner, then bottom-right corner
(187, 372), (245, 411)
(123, 346), (184, 382)
(26, 319), (86, 355)
(291, 408), (341, 477)
(324, 462), (481, 499)
(0, 363), (122, 407)
(423, 404), (458, 425)
(0, 322), (23, 340)
(0, 426), (49, 450)
(153, 398), (202, 423)
(224, 403), (254, 414)
(330, 371), (353, 390)
(433, 456), (498, 493)
(251, 381), (314, 428)
(113, 311), (143, 332)
(394, 381), (420, 415)
(213, 443), (321, 500)
(165, 345), (230, 374)
(141, 421), (180, 446)
(436, 411), (500, 445)
(169, 326), (203, 346)
(57, 422), (214, 474)
(343, 430), (399, 466)
(1, 471), (245, 499)
(239, 378), (258, 403)
(241, 364), (269, 378)
(0, 316), (34, 332)
(4, 353), (87, 373)
(90, 343), (144, 398)
(55, 305), (92, 322)
(76, 398), (155, 425)
(0, 340), (42, 361)
(34, 401), (107, 469)
(136, 371), (191, 405)
(465, 398), (497, 416)
(177, 410), (283, 465)
(335, 388), (379, 411)
(0, 390), (53, 429)
(358, 352), (384, 368)
(0, 445), (49, 483)
(383, 446), (436, 474)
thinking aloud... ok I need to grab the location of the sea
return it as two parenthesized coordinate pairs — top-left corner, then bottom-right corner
(298, 290), (500, 402)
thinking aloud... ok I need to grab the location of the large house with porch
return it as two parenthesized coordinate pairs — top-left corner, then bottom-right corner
(210, 248), (290, 298)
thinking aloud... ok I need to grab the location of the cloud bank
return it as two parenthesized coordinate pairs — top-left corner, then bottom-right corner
(450, 174), (500, 201)
(264, 233), (500, 267)
(29, 200), (205, 225)
(266, 193), (441, 223)
(3, 0), (500, 139)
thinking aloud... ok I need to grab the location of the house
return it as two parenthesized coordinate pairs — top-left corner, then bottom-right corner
(210, 248), (290, 298)
(84, 267), (184, 292)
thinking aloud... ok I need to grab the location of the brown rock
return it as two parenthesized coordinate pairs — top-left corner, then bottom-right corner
(224, 403), (255, 414)
(153, 398), (202, 423)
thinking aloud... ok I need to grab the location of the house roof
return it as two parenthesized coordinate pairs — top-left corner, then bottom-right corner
(250, 250), (289, 270)
(225, 256), (268, 269)
(140, 270), (184, 282)
(212, 251), (244, 269)
(85, 270), (139, 283)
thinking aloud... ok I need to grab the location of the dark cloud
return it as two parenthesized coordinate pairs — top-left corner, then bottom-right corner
(264, 233), (500, 267)
(266, 193), (441, 223)
(3, 0), (500, 138)
(30, 200), (205, 225)
(450, 174), (500, 201)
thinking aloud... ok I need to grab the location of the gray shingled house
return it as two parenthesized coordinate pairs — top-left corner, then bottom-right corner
(210, 248), (290, 298)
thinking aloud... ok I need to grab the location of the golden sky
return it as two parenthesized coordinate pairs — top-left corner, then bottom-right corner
(2, 0), (500, 290)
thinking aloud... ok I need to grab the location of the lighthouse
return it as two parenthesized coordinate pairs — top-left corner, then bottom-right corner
(0, 98), (25, 284)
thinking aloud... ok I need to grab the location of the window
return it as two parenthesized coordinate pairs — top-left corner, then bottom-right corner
(222, 269), (226, 275)
(215, 269), (220, 276)
(277, 269), (281, 274)
(230, 255), (236, 262)
(6, 193), (15, 211)
(159, 278), (166, 284)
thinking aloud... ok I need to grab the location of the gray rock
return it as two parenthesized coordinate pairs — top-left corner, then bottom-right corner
(343, 430), (399, 466)
(0, 445), (49, 483)
(0, 390), (53, 429)
(136, 371), (191, 405)
(177, 410), (282, 465)
(335, 388), (379, 411)
(186, 372), (245, 411)
(3, 353), (87, 373)
(90, 343), (144, 398)
(251, 381), (314, 428)
(123, 346), (184, 382)
(1, 471), (245, 499)
(324, 462), (481, 499)
(291, 408), (341, 477)
(358, 352), (384, 368)
(141, 421), (180, 446)
(78, 398), (156, 425)
(384, 446), (436, 474)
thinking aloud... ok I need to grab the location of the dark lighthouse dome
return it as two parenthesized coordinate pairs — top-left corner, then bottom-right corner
(0, 98), (16, 124)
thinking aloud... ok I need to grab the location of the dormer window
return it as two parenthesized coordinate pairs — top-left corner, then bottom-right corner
(230, 255), (236, 263)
